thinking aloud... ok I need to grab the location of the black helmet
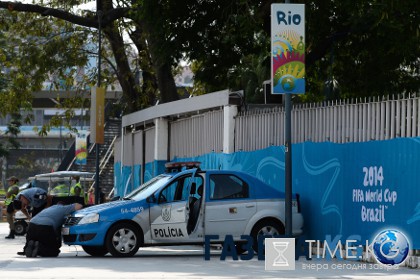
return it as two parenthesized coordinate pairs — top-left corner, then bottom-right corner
(13, 199), (22, 210)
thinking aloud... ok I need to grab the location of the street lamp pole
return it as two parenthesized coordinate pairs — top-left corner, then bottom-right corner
(95, 1), (102, 204)
(59, 120), (63, 161)
(284, 0), (293, 237)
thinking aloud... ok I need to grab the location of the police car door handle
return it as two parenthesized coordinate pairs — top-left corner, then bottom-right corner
(245, 204), (255, 208)
(177, 208), (184, 212)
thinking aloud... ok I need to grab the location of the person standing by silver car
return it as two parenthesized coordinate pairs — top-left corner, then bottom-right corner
(4, 176), (20, 239)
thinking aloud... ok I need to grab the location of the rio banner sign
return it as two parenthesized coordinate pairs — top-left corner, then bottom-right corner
(75, 130), (88, 165)
(271, 4), (305, 94)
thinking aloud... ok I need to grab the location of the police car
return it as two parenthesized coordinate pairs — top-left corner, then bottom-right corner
(62, 162), (304, 257)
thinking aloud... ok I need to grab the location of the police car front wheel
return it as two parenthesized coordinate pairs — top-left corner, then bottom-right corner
(105, 222), (142, 257)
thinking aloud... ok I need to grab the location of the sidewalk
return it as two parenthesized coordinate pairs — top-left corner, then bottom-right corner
(0, 222), (418, 280)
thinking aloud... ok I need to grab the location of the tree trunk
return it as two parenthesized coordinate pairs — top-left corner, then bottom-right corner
(142, 21), (179, 104)
(155, 62), (179, 104)
(103, 26), (140, 113)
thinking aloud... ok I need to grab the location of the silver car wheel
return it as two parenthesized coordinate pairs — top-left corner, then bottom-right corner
(251, 220), (284, 253)
(257, 224), (280, 236)
(112, 228), (137, 253)
(106, 223), (142, 257)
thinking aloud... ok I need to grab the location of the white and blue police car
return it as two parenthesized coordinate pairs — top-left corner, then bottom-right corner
(62, 162), (304, 257)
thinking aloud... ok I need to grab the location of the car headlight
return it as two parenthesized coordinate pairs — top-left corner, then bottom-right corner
(78, 213), (100, 225)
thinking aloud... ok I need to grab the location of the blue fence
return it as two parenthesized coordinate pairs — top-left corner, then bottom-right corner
(115, 137), (420, 249)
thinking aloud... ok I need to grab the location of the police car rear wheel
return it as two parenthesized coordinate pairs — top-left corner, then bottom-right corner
(82, 245), (108, 257)
(251, 220), (283, 253)
(106, 223), (141, 257)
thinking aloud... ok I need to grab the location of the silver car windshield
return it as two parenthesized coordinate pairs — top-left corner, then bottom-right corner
(124, 174), (172, 201)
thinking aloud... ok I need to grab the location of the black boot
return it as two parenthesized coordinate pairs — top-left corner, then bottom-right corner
(5, 230), (15, 239)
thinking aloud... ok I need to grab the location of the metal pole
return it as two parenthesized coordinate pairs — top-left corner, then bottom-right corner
(95, 3), (102, 204)
(284, 0), (292, 237)
(80, 105), (84, 172)
(285, 94), (292, 236)
(59, 121), (63, 161)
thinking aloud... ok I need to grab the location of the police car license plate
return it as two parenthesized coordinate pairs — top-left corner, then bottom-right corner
(61, 227), (70, 235)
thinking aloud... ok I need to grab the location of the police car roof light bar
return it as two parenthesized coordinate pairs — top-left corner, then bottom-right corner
(165, 161), (201, 173)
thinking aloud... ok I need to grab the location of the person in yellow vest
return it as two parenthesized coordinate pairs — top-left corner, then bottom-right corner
(50, 183), (70, 197)
(5, 176), (20, 239)
(70, 176), (84, 198)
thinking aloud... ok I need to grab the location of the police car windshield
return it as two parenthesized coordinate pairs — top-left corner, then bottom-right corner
(124, 174), (171, 200)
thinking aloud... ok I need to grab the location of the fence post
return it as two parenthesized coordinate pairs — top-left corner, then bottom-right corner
(154, 117), (169, 172)
(223, 105), (238, 153)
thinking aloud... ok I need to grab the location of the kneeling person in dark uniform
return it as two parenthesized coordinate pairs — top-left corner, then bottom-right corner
(23, 203), (83, 257)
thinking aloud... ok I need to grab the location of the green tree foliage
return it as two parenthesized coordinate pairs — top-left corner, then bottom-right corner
(0, 0), (418, 115)
(187, 0), (418, 103)
(302, 0), (419, 102)
(0, 113), (21, 157)
(0, 8), (95, 135)
(13, 151), (49, 178)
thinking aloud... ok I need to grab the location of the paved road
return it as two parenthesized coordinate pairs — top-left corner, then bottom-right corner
(0, 222), (418, 280)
